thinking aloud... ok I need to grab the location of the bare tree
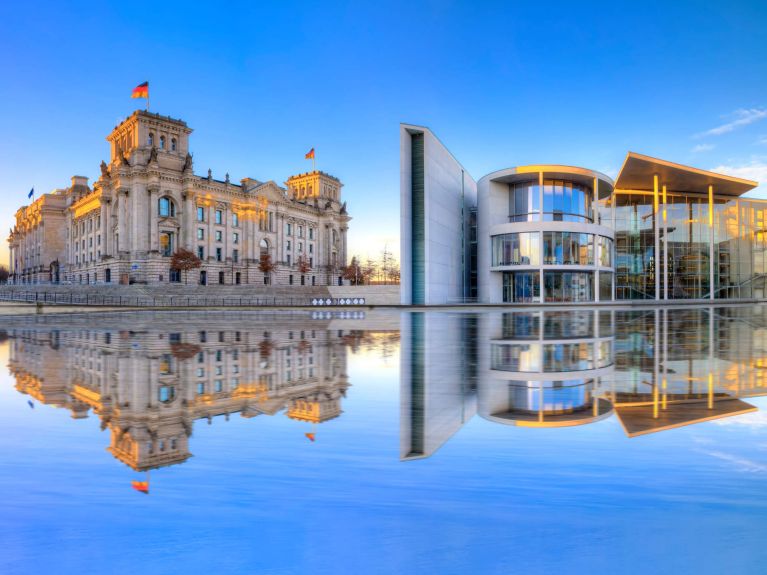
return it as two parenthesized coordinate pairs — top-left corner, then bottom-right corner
(389, 263), (401, 284)
(0, 265), (8, 284)
(362, 258), (377, 285)
(380, 245), (394, 284)
(170, 248), (202, 285)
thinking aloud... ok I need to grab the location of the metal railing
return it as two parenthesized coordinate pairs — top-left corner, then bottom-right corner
(0, 291), (368, 308)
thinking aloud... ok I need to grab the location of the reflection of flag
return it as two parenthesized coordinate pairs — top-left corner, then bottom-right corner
(27, 400), (34, 409)
(131, 481), (149, 494)
(305, 148), (315, 160)
(305, 432), (315, 442)
(131, 81), (149, 99)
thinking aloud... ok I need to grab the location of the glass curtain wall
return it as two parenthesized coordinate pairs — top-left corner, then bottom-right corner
(502, 272), (540, 303)
(506, 380), (595, 415)
(661, 194), (710, 299)
(492, 233), (540, 265)
(614, 192), (655, 299)
(491, 342), (611, 372)
(543, 271), (594, 302)
(509, 180), (593, 223)
(542, 232), (594, 265)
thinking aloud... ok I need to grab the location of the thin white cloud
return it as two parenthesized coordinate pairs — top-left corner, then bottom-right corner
(757, 135), (767, 145)
(709, 160), (767, 185)
(712, 410), (767, 428)
(702, 450), (767, 473)
(696, 108), (767, 138)
(692, 143), (715, 153)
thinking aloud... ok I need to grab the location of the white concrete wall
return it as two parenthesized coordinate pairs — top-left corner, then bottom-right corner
(399, 312), (477, 460)
(400, 124), (477, 305)
(327, 285), (400, 305)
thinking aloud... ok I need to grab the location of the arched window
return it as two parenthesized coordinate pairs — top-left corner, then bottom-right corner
(148, 133), (154, 146)
(159, 197), (175, 217)
(159, 135), (166, 149)
(171, 138), (177, 151)
(259, 238), (269, 255)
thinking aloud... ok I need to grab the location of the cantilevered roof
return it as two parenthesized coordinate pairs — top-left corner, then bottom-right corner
(615, 152), (758, 196)
(614, 397), (757, 437)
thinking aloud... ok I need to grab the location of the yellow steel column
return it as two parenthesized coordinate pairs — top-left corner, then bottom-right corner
(594, 176), (600, 303)
(709, 184), (715, 300)
(539, 171), (545, 302)
(662, 184), (668, 300)
(654, 175), (660, 300)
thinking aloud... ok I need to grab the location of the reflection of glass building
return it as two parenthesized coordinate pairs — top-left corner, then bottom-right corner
(400, 307), (767, 459)
(400, 124), (761, 304)
(479, 310), (614, 427)
(6, 313), (354, 471)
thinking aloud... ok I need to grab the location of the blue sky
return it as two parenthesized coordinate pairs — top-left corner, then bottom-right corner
(1, 0), (767, 266)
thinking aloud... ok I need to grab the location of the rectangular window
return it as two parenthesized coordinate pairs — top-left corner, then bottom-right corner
(309, 228), (314, 240)
(197, 228), (205, 240)
(233, 249), (239, 263)
(216, 248), (222, 261)
(287, 223), (292, 235)
(197, 246), (204, 259)
(233, 232), (239, 244)
(215, 210), (223, 224)
(309, 243), (313, 254)
(215, 230), (222, 242)
(160, 232), (174, 257)
(197, 207), (205, 221)
(233, 213), (239, 227)
(299, 225), (303, 238)
(289, 274), (293, 285)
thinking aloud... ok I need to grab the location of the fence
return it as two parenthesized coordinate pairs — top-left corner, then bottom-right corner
(0, 291), (369, 308)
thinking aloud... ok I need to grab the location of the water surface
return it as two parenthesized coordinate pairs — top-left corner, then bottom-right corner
(2, 307), (767, 574)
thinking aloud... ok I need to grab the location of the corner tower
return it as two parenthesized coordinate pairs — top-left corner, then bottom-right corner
(106, 110), (192, 168)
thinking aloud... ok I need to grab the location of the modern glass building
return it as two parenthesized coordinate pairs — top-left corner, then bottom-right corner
(400, 123), (761, 304)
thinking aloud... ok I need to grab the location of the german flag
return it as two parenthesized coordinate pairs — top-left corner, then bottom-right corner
(132, 82), (149, 99)
(305, 148), (315, 160)
(131, 480), (149, 494)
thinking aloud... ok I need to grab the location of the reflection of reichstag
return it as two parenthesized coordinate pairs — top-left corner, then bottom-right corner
(6, 313), (358, 471)
(402, 307), (767, 459)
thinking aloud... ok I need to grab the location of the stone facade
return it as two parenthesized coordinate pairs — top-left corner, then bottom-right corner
(8, 110), (351, 287)
(8, 313), (351, 471)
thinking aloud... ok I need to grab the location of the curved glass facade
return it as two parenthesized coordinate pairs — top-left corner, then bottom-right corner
(505, 380), (595, 415)
(491, 341), (612, 372)
(599, 236), (613, 267)
(544, 271), (593, 302)
(500, 310), (614, 339)
(502, 271), (540, 302)
(543, 232), (594, 265)
(509, 180), (594, 223)
(492, 232), (540, 266)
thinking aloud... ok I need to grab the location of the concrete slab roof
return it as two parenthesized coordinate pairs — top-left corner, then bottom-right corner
(615, 152), (758, 196)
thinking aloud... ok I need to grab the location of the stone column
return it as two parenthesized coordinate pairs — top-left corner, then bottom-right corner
(148, 186), (159, 252)
(101, 200), (111, 256)
(341, 225), (348, 268)
(118, 189), (128, 253)
(182, 192), (191, 249)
